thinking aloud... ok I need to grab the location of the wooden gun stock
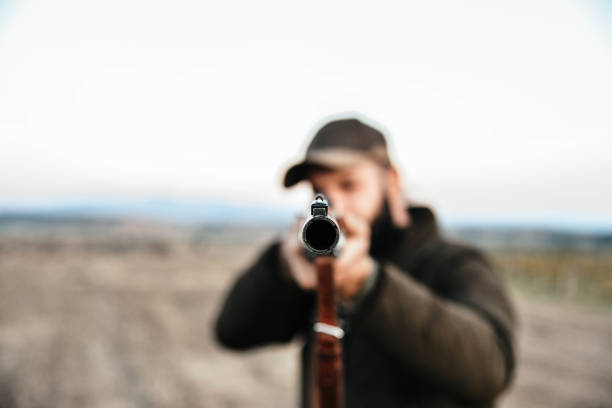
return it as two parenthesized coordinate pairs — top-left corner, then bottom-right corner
(313, 257), (344, 408)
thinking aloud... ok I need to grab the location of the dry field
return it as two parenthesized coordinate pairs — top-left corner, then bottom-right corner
(0, 221), (611, 408)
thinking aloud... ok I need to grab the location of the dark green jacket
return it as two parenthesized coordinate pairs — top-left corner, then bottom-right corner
(215, 207), (515, 407)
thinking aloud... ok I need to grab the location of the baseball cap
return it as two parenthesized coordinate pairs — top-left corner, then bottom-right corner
(283, 118), (392, 188)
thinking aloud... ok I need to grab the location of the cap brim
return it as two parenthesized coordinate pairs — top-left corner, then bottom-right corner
(283, 162), (311, 188)
(283, 149), (369, 188)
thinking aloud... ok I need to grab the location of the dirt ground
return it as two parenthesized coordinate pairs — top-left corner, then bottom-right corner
(0, 225), (611, 407)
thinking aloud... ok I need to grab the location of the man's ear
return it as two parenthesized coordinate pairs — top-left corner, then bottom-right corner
(385, 166), (409, 228)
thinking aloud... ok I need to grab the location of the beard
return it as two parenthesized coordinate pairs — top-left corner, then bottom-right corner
(368, 197), (406, 259)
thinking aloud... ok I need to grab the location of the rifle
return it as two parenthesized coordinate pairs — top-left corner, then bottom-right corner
(301, 194), (344, 408)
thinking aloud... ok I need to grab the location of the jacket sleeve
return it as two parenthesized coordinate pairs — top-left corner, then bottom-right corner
(352, 250), (515, 402)
(214, 242), (315, 350)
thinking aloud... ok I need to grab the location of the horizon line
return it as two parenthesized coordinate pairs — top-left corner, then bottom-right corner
(1, 196), (612, 233)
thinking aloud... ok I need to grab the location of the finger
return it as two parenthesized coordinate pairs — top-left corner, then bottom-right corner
(284, 217), (305, 248)
(296, 268), (316, 289)
(336, 238), (369, 269)
(289, 216), (306, 234)
(333, 255), (364, 292)
(338, 212), (370, 238)
(333, 238), (369, 288)
(334, 256), (375, 300)
(293, 257), (317, 289)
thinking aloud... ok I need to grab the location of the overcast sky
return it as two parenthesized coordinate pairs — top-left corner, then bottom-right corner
(1, 0), (611, 221)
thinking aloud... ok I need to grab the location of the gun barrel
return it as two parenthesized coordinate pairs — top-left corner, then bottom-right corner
(300, 194), (341, 256)
(302, 216), (340, 253)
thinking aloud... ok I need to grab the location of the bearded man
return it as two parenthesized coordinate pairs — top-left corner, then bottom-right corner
(215, 118), (515, 407)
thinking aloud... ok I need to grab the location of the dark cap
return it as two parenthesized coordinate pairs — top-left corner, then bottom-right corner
(283, 118), (391, 188)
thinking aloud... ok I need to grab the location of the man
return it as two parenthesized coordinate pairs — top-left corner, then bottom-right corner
(215, 118), (515, 407)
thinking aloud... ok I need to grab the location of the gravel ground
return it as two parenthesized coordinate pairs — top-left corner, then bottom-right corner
(0, 225), (610, 407)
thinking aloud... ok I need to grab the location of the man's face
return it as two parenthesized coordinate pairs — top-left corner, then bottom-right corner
(307, 159), (386, 225)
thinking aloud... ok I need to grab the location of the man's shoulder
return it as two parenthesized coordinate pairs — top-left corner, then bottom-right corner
(406, 205), (438, 237)
(407, 205), (436, 224)
(397, 206), (494, 288)
(404, 204), (488, 262)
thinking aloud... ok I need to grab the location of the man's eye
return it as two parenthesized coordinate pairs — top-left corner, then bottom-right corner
(339, 180), (355, 191)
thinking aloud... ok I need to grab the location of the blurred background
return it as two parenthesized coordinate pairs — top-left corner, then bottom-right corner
(1, 0), (611, 407)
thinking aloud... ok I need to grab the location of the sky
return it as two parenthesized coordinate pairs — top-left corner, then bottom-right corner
(1, 0), (611, 222)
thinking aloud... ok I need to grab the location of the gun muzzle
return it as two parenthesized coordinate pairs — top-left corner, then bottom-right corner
(301, 194), (342, 256)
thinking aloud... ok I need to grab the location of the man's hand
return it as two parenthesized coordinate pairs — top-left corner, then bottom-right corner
(280, 217), (317, 290)
(280, 213), (376, 301)
(334, 212), (376, 303)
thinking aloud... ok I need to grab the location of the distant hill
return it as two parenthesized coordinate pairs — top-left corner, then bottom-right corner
(446, 226), (612, 251)
(0, 198), (295, 227)
(1, 198), (612, 250)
